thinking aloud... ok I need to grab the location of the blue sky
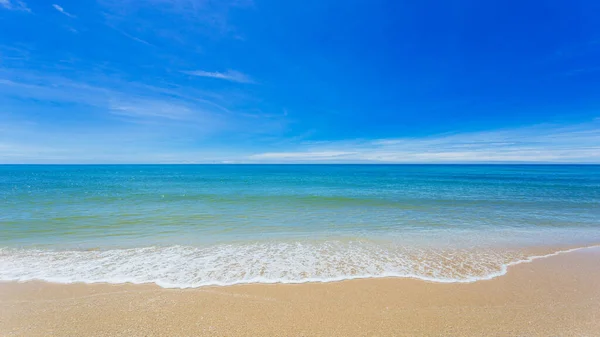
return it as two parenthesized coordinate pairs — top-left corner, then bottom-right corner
(1, 0), (600, 163)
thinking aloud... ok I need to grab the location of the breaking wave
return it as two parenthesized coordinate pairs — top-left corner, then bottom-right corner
(1, 240), (596, 288)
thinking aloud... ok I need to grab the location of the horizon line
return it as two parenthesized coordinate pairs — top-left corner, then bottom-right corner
(2, 163), (600, 166)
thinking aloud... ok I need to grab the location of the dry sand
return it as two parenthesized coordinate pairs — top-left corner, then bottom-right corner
(1, 247), (599, 337)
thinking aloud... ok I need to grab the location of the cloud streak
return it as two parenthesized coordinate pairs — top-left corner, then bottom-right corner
(249, 121), (600, 163)
(0, 0), (29, 11)
(183, 69), (254, 83)
(0, 65), (288, 163)
(99, 0), (254, 48)
(109, 101), (193, 121)
(1, 68), (598, 164)
(52, 4), (75, 18)
(2, 108), (599, 163)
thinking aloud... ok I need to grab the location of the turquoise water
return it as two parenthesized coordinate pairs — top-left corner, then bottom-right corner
(1, 165), (599, 287)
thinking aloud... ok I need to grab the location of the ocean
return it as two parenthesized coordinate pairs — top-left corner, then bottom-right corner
(1, 164), (599, 287)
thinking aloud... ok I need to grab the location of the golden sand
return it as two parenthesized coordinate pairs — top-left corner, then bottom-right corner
(1, 247), (599, 336)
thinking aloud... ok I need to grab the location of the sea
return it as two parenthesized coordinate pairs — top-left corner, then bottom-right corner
(1, 164), (599, 288)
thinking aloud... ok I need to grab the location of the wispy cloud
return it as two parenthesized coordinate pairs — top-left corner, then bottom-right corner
(104, 24), (154, 46)
(2, 101), (599, 163)
(0, 0), (30, 11)
(0, 64), (270, 123)
(0, 114), (243, 164)
(118, 31), (153, 46)
(183, 69), (254, 83)
(99, 0), (253, 46)
(109, 100), (194, 121)
(0, 72), (229, 129)
(0, 65), (288, 163)
(52, 4), (75, 18)
(249, 121), (600, 163)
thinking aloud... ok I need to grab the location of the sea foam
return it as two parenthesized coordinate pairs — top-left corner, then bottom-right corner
(1, 240), (594, 288)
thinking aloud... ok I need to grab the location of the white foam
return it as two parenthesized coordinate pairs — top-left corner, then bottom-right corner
(0, 241), (597, 288)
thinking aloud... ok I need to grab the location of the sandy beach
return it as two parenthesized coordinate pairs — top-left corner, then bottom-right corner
(1, 247), (599, 337)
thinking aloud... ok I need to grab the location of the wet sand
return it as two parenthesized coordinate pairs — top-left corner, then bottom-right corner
(1, 247), (599, 337)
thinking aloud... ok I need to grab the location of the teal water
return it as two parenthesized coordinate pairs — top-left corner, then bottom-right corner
(1, 165), (599, 287)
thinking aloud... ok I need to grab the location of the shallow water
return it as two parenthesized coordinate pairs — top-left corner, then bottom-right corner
(1, 165), (599, 287)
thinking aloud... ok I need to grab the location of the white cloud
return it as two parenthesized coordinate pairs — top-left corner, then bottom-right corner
(52, 4), (75, 18)
(2, 114), (599, 163)
(183, 69), (254, 83)
(0, 0), (30, 11)
(249, 121), (600, 163)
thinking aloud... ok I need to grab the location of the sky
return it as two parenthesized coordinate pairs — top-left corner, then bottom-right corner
(1, 0), (600, 163)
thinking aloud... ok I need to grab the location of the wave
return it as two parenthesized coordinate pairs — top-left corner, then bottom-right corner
(0, 241), (597, 288)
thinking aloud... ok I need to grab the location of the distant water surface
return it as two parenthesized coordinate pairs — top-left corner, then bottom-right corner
(1, 165), (599, 287)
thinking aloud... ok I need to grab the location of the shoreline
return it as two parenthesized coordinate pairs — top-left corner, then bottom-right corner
(3, 243), (599, 288)
(2, 246), (600, 336)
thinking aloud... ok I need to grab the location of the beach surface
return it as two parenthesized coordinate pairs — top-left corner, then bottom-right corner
(1, 246), (599, 337)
